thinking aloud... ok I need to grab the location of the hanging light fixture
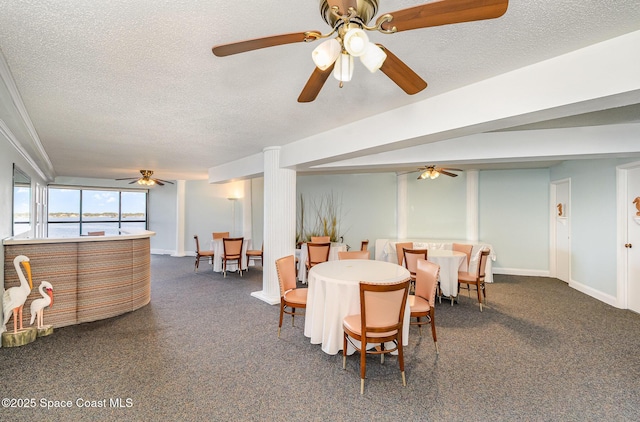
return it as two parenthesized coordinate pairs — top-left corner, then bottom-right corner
(333, 53), (354, 84)
(312, 38), (341, 70)
(359, 43), (387, 72)
(418, 168), (440, 179)
(343, 28), (369, 57)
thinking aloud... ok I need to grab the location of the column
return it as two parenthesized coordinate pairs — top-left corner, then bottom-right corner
(251, 146), (296, 305)
(172, 180), (186, 257)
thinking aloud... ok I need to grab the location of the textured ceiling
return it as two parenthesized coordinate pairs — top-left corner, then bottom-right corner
(0, 0), (639, 181)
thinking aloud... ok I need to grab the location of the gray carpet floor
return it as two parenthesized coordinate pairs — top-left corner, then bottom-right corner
(1, 254), (639, 421)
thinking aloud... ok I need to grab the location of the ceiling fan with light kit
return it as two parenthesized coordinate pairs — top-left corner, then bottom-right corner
(416, 165), (463, 179)
(115, 170), (175, 186)
(212, 0), (509, 102)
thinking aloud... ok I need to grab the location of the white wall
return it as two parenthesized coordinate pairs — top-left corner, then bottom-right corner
(406, 171), (467, 239)
(479, 169), (550, 272)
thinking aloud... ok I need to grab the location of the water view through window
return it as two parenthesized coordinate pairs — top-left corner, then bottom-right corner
(48, 187), (147, 237)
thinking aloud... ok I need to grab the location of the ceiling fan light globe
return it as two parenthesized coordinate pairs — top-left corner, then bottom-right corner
(343, 28), (369, 57)
(431, 171), (439, 179)
(333, 53), (354, 82)
(312, 38), (341, 70)
(360, 43), (387, 72)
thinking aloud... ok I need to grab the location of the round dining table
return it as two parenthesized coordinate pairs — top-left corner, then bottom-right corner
(304, 259), (411, 355)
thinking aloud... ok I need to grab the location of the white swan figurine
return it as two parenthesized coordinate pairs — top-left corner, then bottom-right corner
(2, 255), (34, 334)
(30, 281), (54, 329)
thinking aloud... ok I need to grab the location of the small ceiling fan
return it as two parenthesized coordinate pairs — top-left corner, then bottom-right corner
(417, 165), (463, 179)
(211, 0), (509, 102)
(116, 170), (174, 186)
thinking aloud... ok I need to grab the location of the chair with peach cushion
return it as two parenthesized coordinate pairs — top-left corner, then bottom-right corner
(360, 240), (369, 251)
(245, 243), (263, 271)
(311, 236), (331, 243)
(222, 237), (244, 277)
(275, 255), (307, 337)
(212, 232), (230, 240)
(338, 250), (370, 260)
(193, 235), (214, 272)
(306, 242), (331, 273)
(403, 248), (428, 286)
(410, 259), (440, 354)
(395, 242), (413, 266)
(453, 243), (474, 299)
(342, 279), (411, 395)
(457, 249), (491, 311)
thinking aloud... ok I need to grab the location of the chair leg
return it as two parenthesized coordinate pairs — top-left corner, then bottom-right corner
(477, 281), (483, 311)
(417, 317), (422, 336)
(291, 308), (295, 327)
(360, 344), (367, 395)
(194, 256), (199, 272)
(430, 310), (439, 355)
(278, 301), (284, 337)
(398, 341), (406, 387)
(343, 333), (348, 370)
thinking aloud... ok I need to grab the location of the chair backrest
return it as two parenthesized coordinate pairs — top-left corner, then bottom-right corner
(338, 250), (369, 260)
(403, 248), (428, 276)
(275, 255), (297, 296)
(415, 259), (440, 305)
(453, 243), (473, 267)
(88, 231), (105, 236)
(223, 237), (243, 258)
(307, 242), (331, 267)
(193, 235), (202, 252)
(360, 279), (410, 338)
(213, 232), (230, 240)
(476, 249), (491, 279)
(360, 240), (369, 251)
(311, 236), (330, 243)
(395, 242), (413, 266)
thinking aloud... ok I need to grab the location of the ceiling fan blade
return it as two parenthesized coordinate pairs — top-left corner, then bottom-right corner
(378, 0), (509, 33)
(377, 45), (427, 95)
(212, 31), (320, 57)
(327, 0), (358, 15)
(154, 179), (175, 185)
(441, 168), (464, 172)
(115, 177), (138, 181)
(128, 180), (138, 184)
(153, 180), (165, 186)
(298, 63), (335, 103)
(439, 170), (459, 177)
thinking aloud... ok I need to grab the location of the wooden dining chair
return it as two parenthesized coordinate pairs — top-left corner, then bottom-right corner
(403, 248), (428, 288)
(343, 279), (410, 394)
(457, 249), (491, 311)
(410, 259), (440, 354)
(337, 250), (369, 260)
(395, 242), (413, 266)
(311, 236), (330, 243)
(275, 255), (307, 337)
(306, 242), (331, 273)
(360, 239), (369, 251)
(212, 232), (230, 240)
(193, 235), (214, 272)
(245, 243), (263, 271)
(453, 243), (475, 299)
(222, 237), (244, 277)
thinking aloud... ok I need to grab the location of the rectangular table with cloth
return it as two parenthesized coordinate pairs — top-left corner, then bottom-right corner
(375, 239), (496, 283)
(304, 259), (411, 355)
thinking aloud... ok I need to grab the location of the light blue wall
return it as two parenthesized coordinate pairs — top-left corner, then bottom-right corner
(550, 158), (619, 295)
(479, 169), (550, 271)
(251, 177), (264, 249)
(297, 173), (397, 255)
(406, 171), (467, 239)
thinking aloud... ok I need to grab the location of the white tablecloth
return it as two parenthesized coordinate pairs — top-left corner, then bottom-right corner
(375, 239), (496, 283)
(304, 259), (411, 355)
(211, 238), (250, 272)
(428, 250), (467, 298)
(297, 242), (347, 283)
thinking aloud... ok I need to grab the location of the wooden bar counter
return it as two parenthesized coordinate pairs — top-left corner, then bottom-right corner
(3, 230), (154, 329)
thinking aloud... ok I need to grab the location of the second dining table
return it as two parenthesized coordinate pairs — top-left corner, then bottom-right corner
(304, 259), (411, 355)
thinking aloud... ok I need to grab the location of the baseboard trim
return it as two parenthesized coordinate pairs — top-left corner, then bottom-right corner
(492, 267), (550, 277)
(569, 279), (620, 308)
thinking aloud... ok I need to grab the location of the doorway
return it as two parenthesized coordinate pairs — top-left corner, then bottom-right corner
(551, 179), (571, 283)
(619, 163), (640, 312)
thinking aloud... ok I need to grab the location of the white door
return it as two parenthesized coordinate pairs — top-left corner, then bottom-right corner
(553, 180), (570, 283)
(627, 167), (640, 313)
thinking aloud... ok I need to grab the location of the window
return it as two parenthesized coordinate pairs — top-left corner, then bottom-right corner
(47, 187), (147, 237)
